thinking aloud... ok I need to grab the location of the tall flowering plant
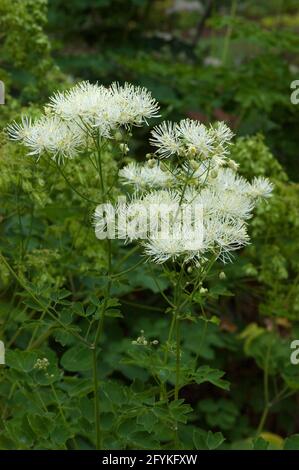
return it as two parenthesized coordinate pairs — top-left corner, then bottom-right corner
(6, 81), (272, 449)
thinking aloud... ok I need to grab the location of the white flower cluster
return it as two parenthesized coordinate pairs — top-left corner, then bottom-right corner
(33, 357), (50, 370)
(95, 120), (273, 264)
(7, 81), (160, 162)
(119, 161), (173, 190)
(150, 119), (234, 161)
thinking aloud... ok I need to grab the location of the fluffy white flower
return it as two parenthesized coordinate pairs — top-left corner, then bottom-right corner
(49, 81), (159, 136)
(248, 177), (274, 199)
(8, 115), (85, 162)
(6, 116), (33, 142)
(144, 224), (204, 264)
(150, 121), (182, 158)
(109, 82), (160, 127)
(177, 119), (214, 157)
(119, 162), (172, 190)
(150, 119), (233, 161)
(49, 82), (115, 137)
(203, 216), (250, 262)
(116, 198), (151, 242)
(9, 81), (160, 161)
(92, 117), (273, 265)
(210, 121), (234, 145)
(49, 82), (107, 119)
(200, 188), (254, 220)
(210, 168), (251, 195)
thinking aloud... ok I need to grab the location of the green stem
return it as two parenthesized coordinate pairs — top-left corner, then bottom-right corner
(164, 312), (176, 365)
(173, 268), (184, 401)
(148, 264), (175, 308)
(91, 136), (112, 449)
(256, 406), (269, 437)
(174, 309), (181, 401)
(55, 163), (99, 205)
(222, 0), (238, 66)
(121, 300), (164, 313)
(91, 240), (111, 450)
(114, 245), (140, 271)
(256, 339), (272, 435)
(111, 258), (145, 279)
(92, 346), (101, 450)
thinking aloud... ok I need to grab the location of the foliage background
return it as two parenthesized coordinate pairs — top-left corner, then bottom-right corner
(0, 0), (299, 450)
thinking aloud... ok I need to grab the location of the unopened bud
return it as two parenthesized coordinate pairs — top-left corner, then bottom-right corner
(210, 169), (218, 179)
(119, 143), (129, 154)
(114, 130), (123, 141)
(190, 159), (200, 170)
(219, 271), (226, 280)
(188, 145), (197, 156)
(199, 287), (208, 294)
(147, 158), (156, 168)
(227, 159), (239, 171)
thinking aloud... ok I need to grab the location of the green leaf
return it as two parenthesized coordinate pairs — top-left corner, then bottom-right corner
(64, 378), (93, 397)
(50, 421), (73, 446)
(193, 366), (230, 390)
(6, 350), (38, 373)
(169, 399), (193, 424)
(60, 345), (91, 372)
(59, 308), (73, 326)
(137, 411), (158, 433)
(129, 431), (160, 450)
(101, 412), (115, 431)
(193, 429), (225, 450)
(206, 430), (225, 450)
(104, 308), (123, 318)
(50, 289), (71, 302)
(86, 304), (97, 317)
(72, 302), (86, 317)
(282, 364), (299, 390)
(23, 298), (46, 312)
(284, 434), (299, 450)
(27, 413), (55, 438)
(5, 416), (36, 449)
(253, 437), (269, 450)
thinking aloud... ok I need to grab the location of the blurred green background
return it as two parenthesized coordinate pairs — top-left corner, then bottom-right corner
(2, 0), (299, 178)
(1, 0), (299, 450)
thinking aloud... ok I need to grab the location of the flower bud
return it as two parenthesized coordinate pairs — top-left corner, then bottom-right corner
(119, 143), (129, 154)
(190, 159), (200, 170)
(188, 145), (197, 157)
(114, 130), (123, 141)
(210, 169), (218, 179)
(147, 158), (156, 168)
(227, 159), (239, 171)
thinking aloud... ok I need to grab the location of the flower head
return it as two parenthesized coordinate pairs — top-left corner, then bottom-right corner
(109, 82), (160, 127)
(150, 121), (182, 158)
(119, 162), (172, 190)
(8, 81), (160, 162)
(150, 119), (234, 162)
(109, 118), (273, 265)
(248, 177), (274, 199)
(8, 115), (85, 162)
